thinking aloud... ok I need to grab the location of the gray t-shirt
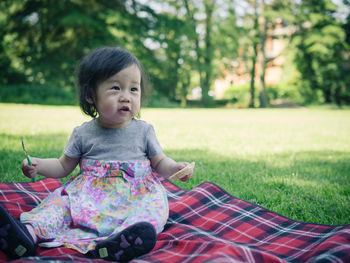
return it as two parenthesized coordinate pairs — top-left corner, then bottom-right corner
(63, 119), (162, 161)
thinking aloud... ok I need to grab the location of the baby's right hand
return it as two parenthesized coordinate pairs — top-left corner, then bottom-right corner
(22, 158), (38, 179)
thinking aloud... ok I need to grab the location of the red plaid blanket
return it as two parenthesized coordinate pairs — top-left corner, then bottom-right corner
(0, 178), (349, 262)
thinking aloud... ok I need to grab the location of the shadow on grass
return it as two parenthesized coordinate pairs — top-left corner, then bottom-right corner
(165, 147), (350, 225)
(1, 133), (349, 224)
(165, 148), (350, 187)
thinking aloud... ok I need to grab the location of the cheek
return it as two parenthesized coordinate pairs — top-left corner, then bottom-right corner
(98, 98), (118, 115)
(133, 98), (141, 111)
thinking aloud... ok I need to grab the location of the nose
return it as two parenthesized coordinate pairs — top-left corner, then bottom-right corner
(119, 91), (131, 102)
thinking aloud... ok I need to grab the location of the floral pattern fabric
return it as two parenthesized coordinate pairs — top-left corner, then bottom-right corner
(20, 159), (169, 254)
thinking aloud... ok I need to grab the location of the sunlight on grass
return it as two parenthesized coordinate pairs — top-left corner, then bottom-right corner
(0, 103), (349, 225)
(0, 103), (89, 135)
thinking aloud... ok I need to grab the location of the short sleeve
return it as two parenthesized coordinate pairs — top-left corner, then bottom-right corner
(63, 127), (82, 158)
(145, 125), (162, 158)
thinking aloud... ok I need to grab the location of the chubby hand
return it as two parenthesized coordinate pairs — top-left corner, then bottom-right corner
(170, 162), (195, 182)
(22, 158), (38, 179)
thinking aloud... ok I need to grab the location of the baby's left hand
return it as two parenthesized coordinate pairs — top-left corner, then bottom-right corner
(170, 162), (194, 182)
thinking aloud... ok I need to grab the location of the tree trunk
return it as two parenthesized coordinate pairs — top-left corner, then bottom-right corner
(180, 71), (191, 107)
(202, 0), (215, 107)
(258, 0), (268, 108)
(249, 48), (257, 108)
(183, 0), (215, 107)
(249, 0), (259, 108)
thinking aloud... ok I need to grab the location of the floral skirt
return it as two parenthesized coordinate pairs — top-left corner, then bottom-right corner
(20, 159), (169, 253)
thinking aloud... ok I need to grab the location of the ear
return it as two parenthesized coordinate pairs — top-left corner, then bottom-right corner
(84, 85), (95, 104)
(86, 96), (94, 104)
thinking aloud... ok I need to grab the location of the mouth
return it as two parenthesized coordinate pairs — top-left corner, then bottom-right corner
(119, 106), (130, 112)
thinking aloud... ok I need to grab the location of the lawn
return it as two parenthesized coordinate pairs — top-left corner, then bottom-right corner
(0, 103), (349, 225)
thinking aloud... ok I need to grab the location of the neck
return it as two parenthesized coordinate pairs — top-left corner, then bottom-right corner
(96, 118), (132, 129)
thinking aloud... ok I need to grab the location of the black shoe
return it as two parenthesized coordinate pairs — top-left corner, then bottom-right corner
(94, 222), (157, 262)
(0, 205), (36, 259)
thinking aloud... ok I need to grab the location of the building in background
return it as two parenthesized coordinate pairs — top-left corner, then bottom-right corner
(214, 23), (294, 99)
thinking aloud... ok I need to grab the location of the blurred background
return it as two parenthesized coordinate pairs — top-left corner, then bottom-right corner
(1, 0), (350, 108)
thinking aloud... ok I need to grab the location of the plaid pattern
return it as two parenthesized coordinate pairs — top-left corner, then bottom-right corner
(0, 178), (349, 262)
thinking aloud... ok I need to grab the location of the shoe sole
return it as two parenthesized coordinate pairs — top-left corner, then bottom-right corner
(0, 206), (36, 259)
(94, 222), (157, 262)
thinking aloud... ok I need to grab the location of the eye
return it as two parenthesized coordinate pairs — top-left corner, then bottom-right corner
(131, 87), (139, 92)
(111, 85), (120, 91)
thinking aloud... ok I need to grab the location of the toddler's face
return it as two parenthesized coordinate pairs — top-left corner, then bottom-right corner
(95, 64), (141, 128)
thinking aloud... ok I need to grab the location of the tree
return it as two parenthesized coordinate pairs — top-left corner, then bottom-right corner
(148, 7), (191, 103)
(3, 1), (127, 87)
(238, 0), (266, 108)
(292, 0), (348, 105)
(341, 0), (350, 103)
(246, 0), (259, 108)
(0, 1), (26, 84)
(147, 0), (239, 106)
(257, 0), (268, 108)
(242, 0), (294, 108)
(212, 0), (240, 103)
(1, 0), (159, 95)
(133, 0), (196, 105)
(183, 0), (216, 107)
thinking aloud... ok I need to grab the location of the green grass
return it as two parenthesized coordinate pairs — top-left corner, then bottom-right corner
(1, 103), (349, 225)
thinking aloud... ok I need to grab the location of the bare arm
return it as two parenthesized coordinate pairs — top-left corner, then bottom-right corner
(150, 152), (193, 181)
(22, 154), (79, 179)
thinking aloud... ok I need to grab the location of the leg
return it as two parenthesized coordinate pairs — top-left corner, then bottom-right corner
(93, 222), (157, 262)
(25, 224), (38, 243)
(113, 183), (169, 235)
(0, 205), (36, 259)
(20, 192), (72, 240)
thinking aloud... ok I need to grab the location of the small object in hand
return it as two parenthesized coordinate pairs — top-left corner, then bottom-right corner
(21, 139), (35, 182)
(169, 162), (195, 180)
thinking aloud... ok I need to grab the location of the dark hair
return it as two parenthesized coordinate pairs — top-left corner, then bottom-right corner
(76, 47), (148, 118)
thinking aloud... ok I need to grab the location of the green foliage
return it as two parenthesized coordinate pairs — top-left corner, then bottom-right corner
(0, 0), (350, 107)
(144, 89), (180, 108)
(223, 84), (251, 106)
(0, 0), (154, 88)
(0, 84), (76, 105)
(213, 1), (240, 75)
(292, 0), (349, 105)
(223, 82), (311, 107)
